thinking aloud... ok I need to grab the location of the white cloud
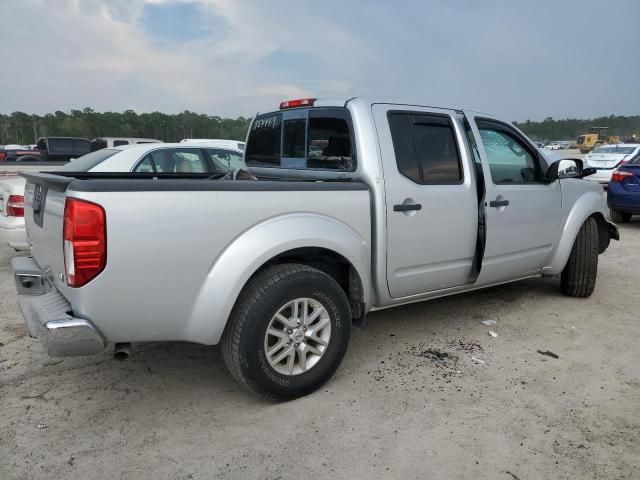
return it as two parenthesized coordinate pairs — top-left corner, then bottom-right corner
(0, 0), (638, 120)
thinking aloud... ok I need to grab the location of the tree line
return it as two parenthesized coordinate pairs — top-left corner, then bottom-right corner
(0, 108), (251, 145)
(1, 108), (639, 146)
(515, 115), (640, 142)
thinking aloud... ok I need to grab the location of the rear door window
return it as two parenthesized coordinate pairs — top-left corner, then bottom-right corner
(388, 112), (462, 184)
(245, 108), (354, 171)
(133, 148), (220, 173)
(206, 148), (244, 170)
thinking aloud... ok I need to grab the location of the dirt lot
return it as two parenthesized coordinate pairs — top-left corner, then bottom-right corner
(1, 220), (639, 480)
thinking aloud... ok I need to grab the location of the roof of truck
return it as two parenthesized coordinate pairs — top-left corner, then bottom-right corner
(259, 96), (474, 115)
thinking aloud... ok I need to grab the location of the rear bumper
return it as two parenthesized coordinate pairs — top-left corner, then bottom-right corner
(0, 215), (28, 250)
(11, 256), (106, 357)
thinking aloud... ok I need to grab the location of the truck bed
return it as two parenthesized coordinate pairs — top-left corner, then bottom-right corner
(21, 172), (371, 345)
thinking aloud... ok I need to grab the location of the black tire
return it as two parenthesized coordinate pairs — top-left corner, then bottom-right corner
(221, 263), (351, 401)
(561, 217), (598, 297)
(609, 209), (631, 223)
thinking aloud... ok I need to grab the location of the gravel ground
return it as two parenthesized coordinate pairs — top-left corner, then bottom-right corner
(1, 219), (639, 480)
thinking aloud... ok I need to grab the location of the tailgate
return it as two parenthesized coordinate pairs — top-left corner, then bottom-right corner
(23, 174), (74, 283)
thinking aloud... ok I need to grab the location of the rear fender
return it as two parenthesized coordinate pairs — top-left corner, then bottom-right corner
(543, 190), (610, 275)
(183, 213), (370, 344)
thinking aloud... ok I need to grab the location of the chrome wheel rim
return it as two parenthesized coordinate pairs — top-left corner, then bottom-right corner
(264, 297), (332, 376)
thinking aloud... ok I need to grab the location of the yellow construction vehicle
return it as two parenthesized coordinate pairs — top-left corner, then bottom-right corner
(576, 127), (621, 154)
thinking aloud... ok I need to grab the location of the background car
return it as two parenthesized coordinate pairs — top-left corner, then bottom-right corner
(0, 142), (244, 250)
(89, 137), (162, 151)
(584, 144), (640, 184)
(607, 157), (640, 223)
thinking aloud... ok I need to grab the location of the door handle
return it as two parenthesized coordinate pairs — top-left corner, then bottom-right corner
(489, 199), (510, 208)
(393, 203), (422, 212)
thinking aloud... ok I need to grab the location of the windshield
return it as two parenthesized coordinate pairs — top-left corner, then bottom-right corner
(57, 149), (119, 171)
(592, 146), (637, 155)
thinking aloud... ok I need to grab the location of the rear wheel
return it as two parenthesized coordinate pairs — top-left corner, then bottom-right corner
(222, 263), (351, 400)
(609, 209), (631, 223)
(561, 217), (598, 297)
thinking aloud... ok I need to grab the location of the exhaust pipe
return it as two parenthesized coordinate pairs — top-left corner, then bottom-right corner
(113, 342), (131, 361)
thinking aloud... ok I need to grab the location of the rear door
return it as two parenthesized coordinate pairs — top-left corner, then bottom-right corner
(373, 104), (478, 298)
(465, 113), (562, 284)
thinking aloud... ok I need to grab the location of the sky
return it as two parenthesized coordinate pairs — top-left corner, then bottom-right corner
(0, 0), (639, 121)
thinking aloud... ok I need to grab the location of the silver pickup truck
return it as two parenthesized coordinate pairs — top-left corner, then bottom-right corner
(13, 97), (619, 400)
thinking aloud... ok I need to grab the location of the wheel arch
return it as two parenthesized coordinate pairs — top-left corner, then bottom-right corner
(544, 190), (608, 275)
(183, 213), (370, 345)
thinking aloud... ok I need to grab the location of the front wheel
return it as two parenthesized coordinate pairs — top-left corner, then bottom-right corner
(222, 263), (351, 400)
(561, 217), (598, 297)
(610, 209), (631, 223)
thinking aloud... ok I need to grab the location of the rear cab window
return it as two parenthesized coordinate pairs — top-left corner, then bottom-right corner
(245, 107), (355, 172)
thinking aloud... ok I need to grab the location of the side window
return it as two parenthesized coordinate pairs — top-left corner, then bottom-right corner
(307, 110), (353, 170)
(206, 149), (243, 171)
(113, 140), (129, 147)
(134, 148), (208, 173)
(135, 155), (155, 172)
(388, 112), (462, 184)
(477, 122), (540, 183)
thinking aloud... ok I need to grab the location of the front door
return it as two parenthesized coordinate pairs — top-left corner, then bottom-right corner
(373, 104), (478, 298)
(465, 113), (562, 284)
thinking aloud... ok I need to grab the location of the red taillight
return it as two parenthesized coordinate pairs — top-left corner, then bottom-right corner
(6, 195), (24, 217)
(279, 98), (316, 109)
(63, 198), (106, 287)
(0, 152), (6, 161)
(611, 170), (633, 183)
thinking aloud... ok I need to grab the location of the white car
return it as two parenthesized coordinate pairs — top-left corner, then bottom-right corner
(584, 144), (640, 184)
(0, 142), (244, 250)
(0, 177), (29, 249)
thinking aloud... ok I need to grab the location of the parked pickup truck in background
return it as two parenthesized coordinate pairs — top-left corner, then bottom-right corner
(13, 97), (619, 400)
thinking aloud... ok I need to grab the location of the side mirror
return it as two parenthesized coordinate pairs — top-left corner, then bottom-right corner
(546, 158), (594, 180)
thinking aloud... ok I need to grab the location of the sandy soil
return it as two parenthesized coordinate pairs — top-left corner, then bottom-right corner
(1, 220), (639, 480)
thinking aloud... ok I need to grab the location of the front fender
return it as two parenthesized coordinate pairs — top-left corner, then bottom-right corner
(182, 213), (370, 345)
(543, 189), (607, 275)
